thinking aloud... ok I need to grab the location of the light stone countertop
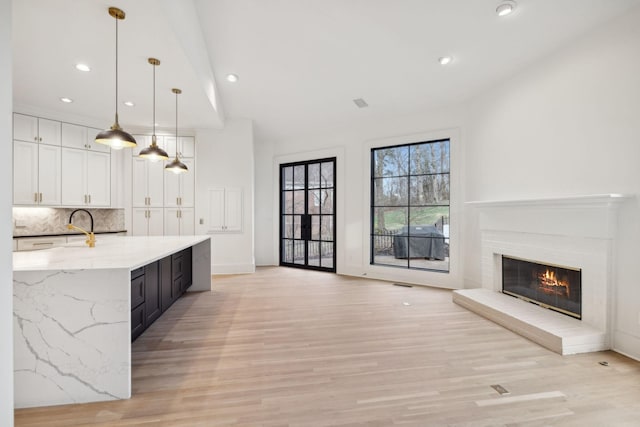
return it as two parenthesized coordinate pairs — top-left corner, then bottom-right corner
(13, 235), (210, 271)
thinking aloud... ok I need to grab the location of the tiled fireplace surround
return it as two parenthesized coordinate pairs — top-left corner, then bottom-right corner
(454, 194), (628, 355)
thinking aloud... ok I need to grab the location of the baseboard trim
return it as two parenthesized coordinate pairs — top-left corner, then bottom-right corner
(212, 263), (256, 275)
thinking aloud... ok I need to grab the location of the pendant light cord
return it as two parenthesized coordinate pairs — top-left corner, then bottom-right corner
(152, 62), (156, 138)
(115, 14), (119, 124)
(175, 90), (179, 158)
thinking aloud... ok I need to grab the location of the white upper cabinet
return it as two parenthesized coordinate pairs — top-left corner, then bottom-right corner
(164, 158), (194, 208)
(208, 187), (243, 233)
(13, 140), (62, 205)
(14, 113), (61, 146)
(61, 123), (86, 149)
(132, 157), (165, 207)
(61, 148), (111, 207)
(163, 136), (194, 158)
(86, 127), (110, 153)
(62, 123), (111, 153)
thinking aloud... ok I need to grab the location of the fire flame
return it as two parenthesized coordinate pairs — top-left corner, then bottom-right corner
(538, 269), (570, 297)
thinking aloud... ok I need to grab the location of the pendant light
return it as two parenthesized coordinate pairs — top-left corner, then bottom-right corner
(95, 7), (137, 150)
(165, 88), (189, 174)
(139, 58), (170, 161)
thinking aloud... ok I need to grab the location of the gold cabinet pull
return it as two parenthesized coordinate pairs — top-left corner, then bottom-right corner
(34, 192), (38, 202)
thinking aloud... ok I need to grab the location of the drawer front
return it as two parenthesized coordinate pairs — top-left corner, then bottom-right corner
(131, 275), (145, 309)
(172, 254), (184, 280)
(16, 236), (66, 251)
(131, 266), (145, 280)
(131, 304), (146, 342)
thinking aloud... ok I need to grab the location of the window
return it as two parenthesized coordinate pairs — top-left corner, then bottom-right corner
(371, 139), (450, 272)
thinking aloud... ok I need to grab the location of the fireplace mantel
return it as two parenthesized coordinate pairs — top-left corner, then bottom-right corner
(455, 193), (632, 355)
(465, 193), (631, 208)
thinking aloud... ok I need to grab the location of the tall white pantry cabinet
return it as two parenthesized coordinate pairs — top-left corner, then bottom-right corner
(131, 135), (195, 236)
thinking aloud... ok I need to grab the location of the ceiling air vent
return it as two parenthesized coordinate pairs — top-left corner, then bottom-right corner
(353, 98), (368, 108)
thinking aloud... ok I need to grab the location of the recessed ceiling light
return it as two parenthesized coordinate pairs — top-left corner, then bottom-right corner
(226, 73), (239, 83)
(124, 101), (135, 107)
(60, 97), (73, 103)
(496, 1), (516, 17)
(438, 56), (453, 65)
(75, 63), (91, 72)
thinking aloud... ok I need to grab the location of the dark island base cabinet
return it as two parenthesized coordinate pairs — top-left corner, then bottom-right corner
(131, 247), (193, 341)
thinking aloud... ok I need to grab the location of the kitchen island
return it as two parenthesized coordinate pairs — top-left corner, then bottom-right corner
(13, 235), (211, 408)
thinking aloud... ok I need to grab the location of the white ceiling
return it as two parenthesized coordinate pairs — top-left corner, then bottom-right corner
(12, 0), (640, 142)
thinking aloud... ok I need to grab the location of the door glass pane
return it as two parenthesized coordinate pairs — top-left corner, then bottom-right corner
(293, 240), (305, 265)
(308, 241), (320, 266)
(321, 242), (334, 269)
(293, 215), (302, 239)
(293, 190), (305, 214)
(283, 166), (294, 190)
(321, 215), (333, 241)
(308, 163), (320, 189)
(283, 240), (293, 263)
(284, 215), (294, 238)
(311, 215), (320, 240)
(321, 189), (333, 214)
(283, 191), (293, 214)
(308, 190), (321, 214)
(294, 165), (305, 189)
(321, 162), (334, 188)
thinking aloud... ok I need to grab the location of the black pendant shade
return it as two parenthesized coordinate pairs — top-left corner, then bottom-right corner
(165, 156), (189, 174)
(95, 7), (137, 150)
(139, 135), (169, 161)
(139, 57), (169, 161)
(165, 88), (188, 174)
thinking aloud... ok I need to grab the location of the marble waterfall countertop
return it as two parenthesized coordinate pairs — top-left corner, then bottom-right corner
(13, 235), (212, 408)
(14, 235), (210, 271)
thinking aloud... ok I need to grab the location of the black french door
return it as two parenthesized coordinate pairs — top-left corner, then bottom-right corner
(280, 158), (336, 272)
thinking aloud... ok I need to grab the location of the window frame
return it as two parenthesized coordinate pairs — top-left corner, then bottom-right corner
(370, 138), (450, 273)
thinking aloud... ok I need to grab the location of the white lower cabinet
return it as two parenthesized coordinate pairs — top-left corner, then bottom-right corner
(132, 208), (164, 236)
(13, 140), (62, 205)
(164, 208), (194, 236)
(61, 148), (111, 206)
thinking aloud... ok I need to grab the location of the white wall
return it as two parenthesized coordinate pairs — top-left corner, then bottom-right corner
(195, 119), (255, 274)
(463, 9), (640, 360)
(1, 0), (14, 423)
(255, 105), (467, 289)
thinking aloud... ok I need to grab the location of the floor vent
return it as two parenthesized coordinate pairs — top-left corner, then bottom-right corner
(491, 384), (510, 395)
(393, 283), (413, 288)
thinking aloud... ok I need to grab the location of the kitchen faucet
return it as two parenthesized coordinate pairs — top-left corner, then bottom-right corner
(67, 209), (96, 248)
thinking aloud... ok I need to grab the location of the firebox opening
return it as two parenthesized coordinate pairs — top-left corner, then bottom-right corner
(502, 255), (582, 319)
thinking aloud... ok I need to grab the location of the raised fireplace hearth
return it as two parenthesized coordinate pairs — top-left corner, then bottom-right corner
(456, 194), (629, 355)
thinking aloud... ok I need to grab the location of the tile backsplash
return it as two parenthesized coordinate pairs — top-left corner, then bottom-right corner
(13, 207), (125, 237)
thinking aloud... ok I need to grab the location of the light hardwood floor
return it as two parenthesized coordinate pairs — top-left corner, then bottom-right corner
(15, 267), (640, 426)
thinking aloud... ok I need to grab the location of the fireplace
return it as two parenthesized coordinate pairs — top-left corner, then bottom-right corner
(502, 256), (582, 319)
